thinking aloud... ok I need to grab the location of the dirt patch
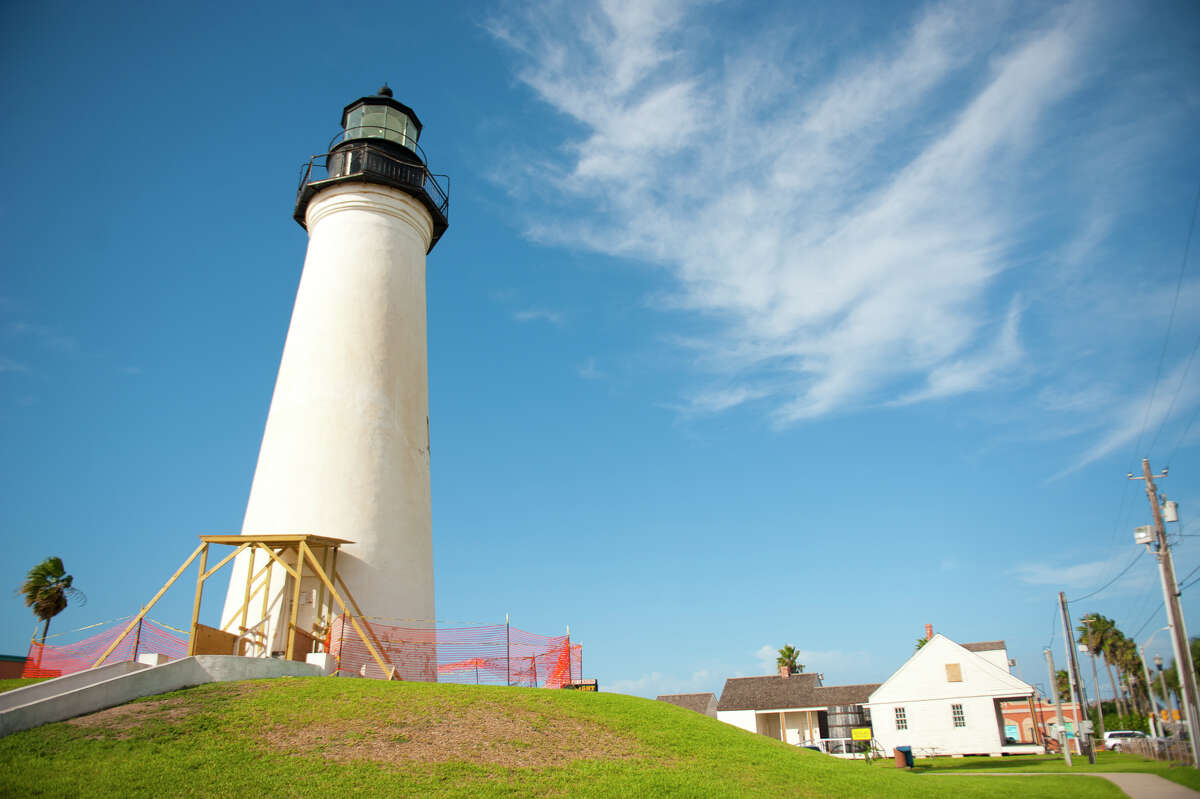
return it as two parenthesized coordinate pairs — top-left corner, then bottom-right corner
(65, 683), (266, 738)
(66, 698), (194, 738)
(263, 703), (642, 769)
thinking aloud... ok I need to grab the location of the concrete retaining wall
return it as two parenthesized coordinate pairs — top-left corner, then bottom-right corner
(0, 655), (322, 737)
(0, 661), (148, 712)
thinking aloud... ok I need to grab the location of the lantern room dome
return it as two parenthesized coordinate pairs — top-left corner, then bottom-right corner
(337, 87), (423, 157)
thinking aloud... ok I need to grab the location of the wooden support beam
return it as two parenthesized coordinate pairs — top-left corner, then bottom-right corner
(240, 546), (255, 635)
(186, 544), (210, 656)
(333, 573), (393, 675)
(223, 574), (268, 637)
(259, 557), (274, 654)
(314, 546), (330, 636)
(226, 550), (272, 632)
(285, 543), (307, 661)
(254, 542), (299, 580)
(300, 550), (395, 679)
(92, 542), (207, 668)
(201, 542), (251, 581)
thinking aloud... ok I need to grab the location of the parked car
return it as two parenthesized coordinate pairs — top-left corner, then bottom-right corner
(1104, 730), (1149, 751)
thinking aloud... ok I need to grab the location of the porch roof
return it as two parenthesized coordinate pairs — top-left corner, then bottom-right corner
(717, 674), (881, 712)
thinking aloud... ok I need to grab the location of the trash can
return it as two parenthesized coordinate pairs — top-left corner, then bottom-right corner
(894, 746), (913, 768)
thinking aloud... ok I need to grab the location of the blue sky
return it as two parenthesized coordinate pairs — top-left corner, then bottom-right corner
(2, 0), (1199, 702)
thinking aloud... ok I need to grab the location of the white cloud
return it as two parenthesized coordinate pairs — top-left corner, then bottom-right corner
(1051, 359), (1200, 480)
(6, 321), (77, 353)
(608, 668), (713, 699)
(674, 386), (766, 416)
(511, 308), (566, 325)
(1012, 549), (1155, 596)
(0, 357), (29, 373)
(754, 643), (871, 677)
(577, 357), (604, 380)
(490, 2), (1157, 424)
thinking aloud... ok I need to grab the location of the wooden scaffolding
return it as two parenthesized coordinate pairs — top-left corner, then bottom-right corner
(91, 534), (397, 677)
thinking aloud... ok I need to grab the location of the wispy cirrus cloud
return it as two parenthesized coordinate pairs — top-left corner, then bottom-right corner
(1050, 359), (1200, 481)
(1012, 548), (1155, 596)
(488, 1), (1174, 427)
(6, 321), (77, 354)
(511, 308), (566, 325)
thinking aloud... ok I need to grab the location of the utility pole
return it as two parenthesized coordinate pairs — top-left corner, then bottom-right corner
(1060, 591), (1096, 763)
(1130, 459), (1200, 768)
(1045, 647), (1072, 765)
(1139, 645), (1161, 738)
(1081, 617), (1108, 741)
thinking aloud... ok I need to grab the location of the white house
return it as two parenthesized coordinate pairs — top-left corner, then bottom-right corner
(716, 668), (880, 755)
(865, 634), (1043, 757)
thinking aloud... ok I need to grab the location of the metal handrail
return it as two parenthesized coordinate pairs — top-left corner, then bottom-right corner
(296, 143), (450, 218)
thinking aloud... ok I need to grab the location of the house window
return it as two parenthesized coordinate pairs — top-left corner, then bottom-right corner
(952, 703), (966, 727)
(945, 663), (962, 682)
(895, 706), (907, 730)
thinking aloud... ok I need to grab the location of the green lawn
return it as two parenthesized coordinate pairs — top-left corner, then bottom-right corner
(915, 751), (1200, 792)
(0, 677), (47, 694)
(0, 677), (1126, 798)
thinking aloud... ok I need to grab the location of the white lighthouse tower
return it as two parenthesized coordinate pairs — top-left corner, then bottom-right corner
(220, 86), (448, 672)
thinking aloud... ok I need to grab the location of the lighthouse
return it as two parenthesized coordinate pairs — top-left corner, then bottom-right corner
(220, 86), (448, 672)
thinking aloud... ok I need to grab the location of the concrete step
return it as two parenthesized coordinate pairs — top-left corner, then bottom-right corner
(0, 655), (323, 737)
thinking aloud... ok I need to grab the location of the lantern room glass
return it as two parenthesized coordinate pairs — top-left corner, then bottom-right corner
(343, 103), (418, 151)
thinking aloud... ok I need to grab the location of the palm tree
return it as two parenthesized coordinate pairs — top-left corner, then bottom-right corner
(19, 557), (84, 647)
(1078, 614), (1127, 719)
(776, 645), (804, 675)
(1114, 637), (1147, 716)
(1056, 669), (1072, 703)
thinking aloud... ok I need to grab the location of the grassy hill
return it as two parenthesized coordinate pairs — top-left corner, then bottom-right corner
(0, 678), (1125, 798)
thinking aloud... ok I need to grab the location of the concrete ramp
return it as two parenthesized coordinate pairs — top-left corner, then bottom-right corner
(0, 655), (323, 737)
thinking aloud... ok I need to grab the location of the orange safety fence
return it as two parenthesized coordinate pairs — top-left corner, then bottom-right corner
(22, 618), (188, 678)
(328, 615), (583, 686)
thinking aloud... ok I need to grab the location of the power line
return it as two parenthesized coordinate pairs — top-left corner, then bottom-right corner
(1167, 400), (1200, 468)
(1177, 560), (1200, 589)
(1151, 331), (1200, 461)
(1067, 548), (1146, 602)
(1132, 180), (1200, 464)
(1131, 601), (1165, 640)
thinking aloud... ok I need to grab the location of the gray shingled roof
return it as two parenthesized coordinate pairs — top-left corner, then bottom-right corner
(716, 673), (823, 711)
(962, 640), (1006, 652)
(813, 683), (882, 706)
(717, 674), (881, 711)
(657, 692), (717, 716)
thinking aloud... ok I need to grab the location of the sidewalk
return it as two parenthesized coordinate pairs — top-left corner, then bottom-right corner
(1092, 774), (1200, 799)
(930, 772), (1200, 798)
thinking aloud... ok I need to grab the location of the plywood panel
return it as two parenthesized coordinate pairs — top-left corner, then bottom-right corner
(191, 623), (239, 656)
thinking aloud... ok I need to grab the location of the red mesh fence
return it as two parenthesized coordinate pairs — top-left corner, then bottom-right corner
(328, 615), (583, 686)
(22, 618), (188, 678)
(19, 614), (582, 690)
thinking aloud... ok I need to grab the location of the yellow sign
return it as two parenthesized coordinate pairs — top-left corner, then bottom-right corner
(851, 727), (873, 741)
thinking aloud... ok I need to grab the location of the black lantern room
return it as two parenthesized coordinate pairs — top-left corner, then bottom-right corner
(294, 85), (449, 251)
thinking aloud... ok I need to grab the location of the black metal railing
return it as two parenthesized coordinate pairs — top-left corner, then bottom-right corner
(294, 140), (450, 249)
